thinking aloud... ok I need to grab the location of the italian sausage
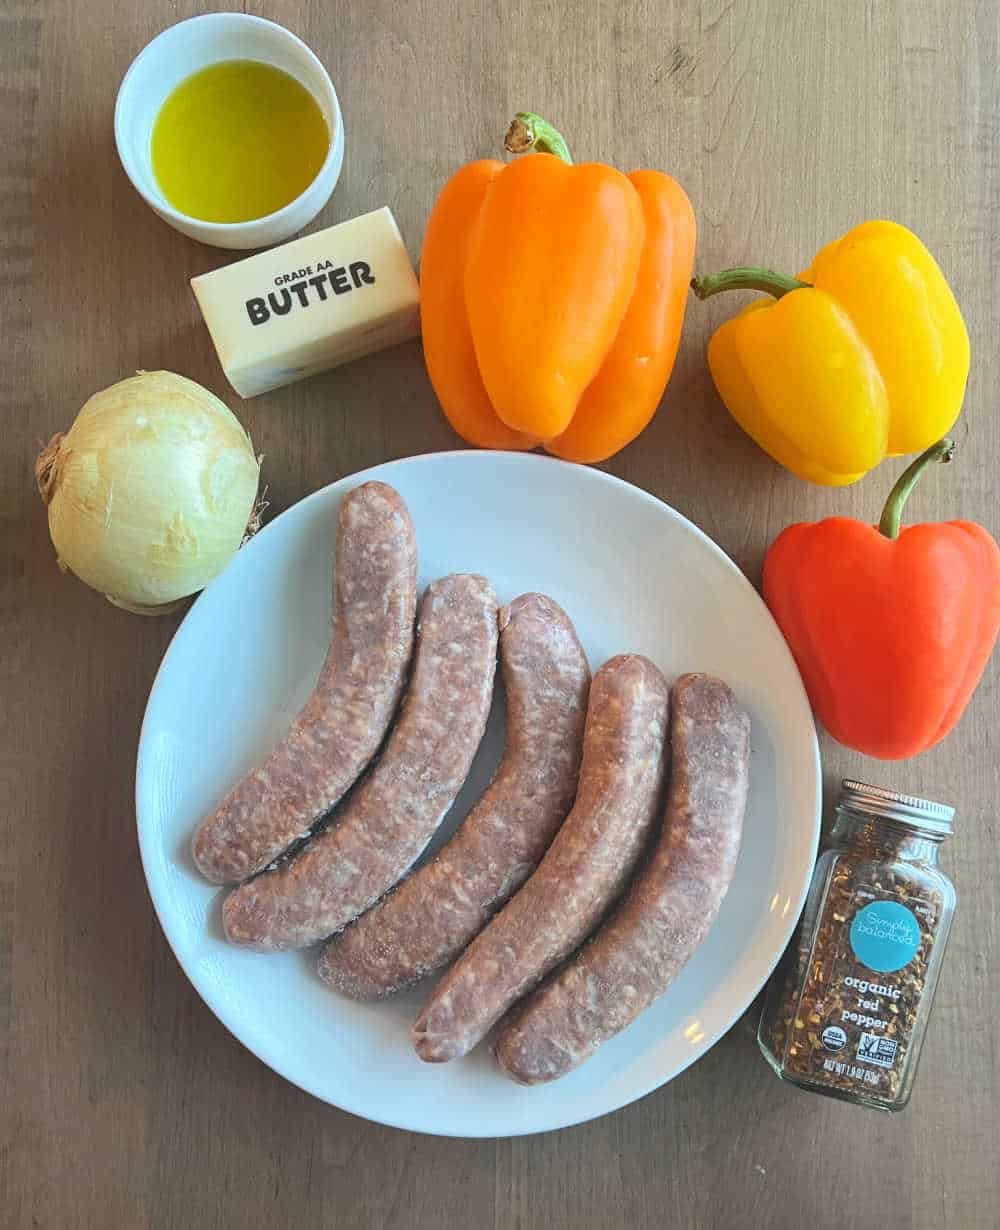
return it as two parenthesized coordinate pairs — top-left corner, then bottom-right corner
(495, 673), (749, 1084)
(411, 654), (670, 1063)
(191, 481), (418, 885)
(222, 574), (498, 950)
(318, 593), (591, 999)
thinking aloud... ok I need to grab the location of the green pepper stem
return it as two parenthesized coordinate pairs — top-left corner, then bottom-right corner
(690, 267), (811, 300)
(878, 438), (956, 540)
(504, 112), (573, 165)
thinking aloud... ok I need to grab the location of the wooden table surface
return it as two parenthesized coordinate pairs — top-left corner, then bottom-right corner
(4, 2), (999, 1226)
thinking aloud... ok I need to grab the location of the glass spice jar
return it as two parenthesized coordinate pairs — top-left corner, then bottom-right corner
(758, 780), (956, 1111)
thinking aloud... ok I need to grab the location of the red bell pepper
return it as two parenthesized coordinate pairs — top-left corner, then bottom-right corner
(763, 439), (1000, 759)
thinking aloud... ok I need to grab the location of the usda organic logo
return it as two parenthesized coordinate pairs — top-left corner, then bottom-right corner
(849, 900), (921, 973)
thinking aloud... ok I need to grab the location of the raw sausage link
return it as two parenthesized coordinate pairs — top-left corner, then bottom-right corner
(191, 481), (418, 884)
(222, 574), (499, 950)
(318, 593), (591, 999)
(495, 673), (749, 1084)
(411, 654), (669, 1063)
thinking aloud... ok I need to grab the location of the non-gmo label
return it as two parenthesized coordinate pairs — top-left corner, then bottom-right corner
(857, 1032), (899, 1068)
(849, 900), (921, 973)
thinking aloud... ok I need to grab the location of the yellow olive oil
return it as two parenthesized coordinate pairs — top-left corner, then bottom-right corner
(151, 60), (329, 224)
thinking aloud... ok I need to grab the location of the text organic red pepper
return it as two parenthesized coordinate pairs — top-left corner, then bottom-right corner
(763, 440), (1000, 759)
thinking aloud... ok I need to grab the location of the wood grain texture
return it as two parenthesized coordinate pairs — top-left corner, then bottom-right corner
(3, 1), (998, 1226)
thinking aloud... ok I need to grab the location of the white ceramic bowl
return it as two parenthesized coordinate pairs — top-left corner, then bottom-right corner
(115, 13), (345, 250)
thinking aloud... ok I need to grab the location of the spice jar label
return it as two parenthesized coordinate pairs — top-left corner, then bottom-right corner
(813, 884), (938, 1097)
(762, 868), (942, 1105)
(848, 900), (922, 973)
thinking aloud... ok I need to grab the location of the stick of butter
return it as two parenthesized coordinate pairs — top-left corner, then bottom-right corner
(191, 207), (420, 398)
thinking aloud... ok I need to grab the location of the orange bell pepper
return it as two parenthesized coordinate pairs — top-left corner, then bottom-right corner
(764, 440), (1000, 759)
(420, 113), (696, 462)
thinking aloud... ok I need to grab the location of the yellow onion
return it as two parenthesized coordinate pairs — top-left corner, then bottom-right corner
(36, 371), (261, 615)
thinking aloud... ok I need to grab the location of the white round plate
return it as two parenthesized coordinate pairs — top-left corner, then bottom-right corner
(136, 451), (821, 1137)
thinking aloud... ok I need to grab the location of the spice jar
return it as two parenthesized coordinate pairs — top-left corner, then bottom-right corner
(758, 780), (956, 1111)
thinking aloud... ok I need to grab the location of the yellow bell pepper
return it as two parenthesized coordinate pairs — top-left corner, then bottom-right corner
(691, 221), (970, 485)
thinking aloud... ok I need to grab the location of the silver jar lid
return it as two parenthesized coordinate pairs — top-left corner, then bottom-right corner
(840, 780), (955, 836)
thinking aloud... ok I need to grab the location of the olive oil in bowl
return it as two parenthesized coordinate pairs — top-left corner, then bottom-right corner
(151, 60), (330, 224)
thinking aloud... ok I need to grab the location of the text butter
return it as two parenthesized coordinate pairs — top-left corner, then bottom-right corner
(191, 207), (420, 398)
